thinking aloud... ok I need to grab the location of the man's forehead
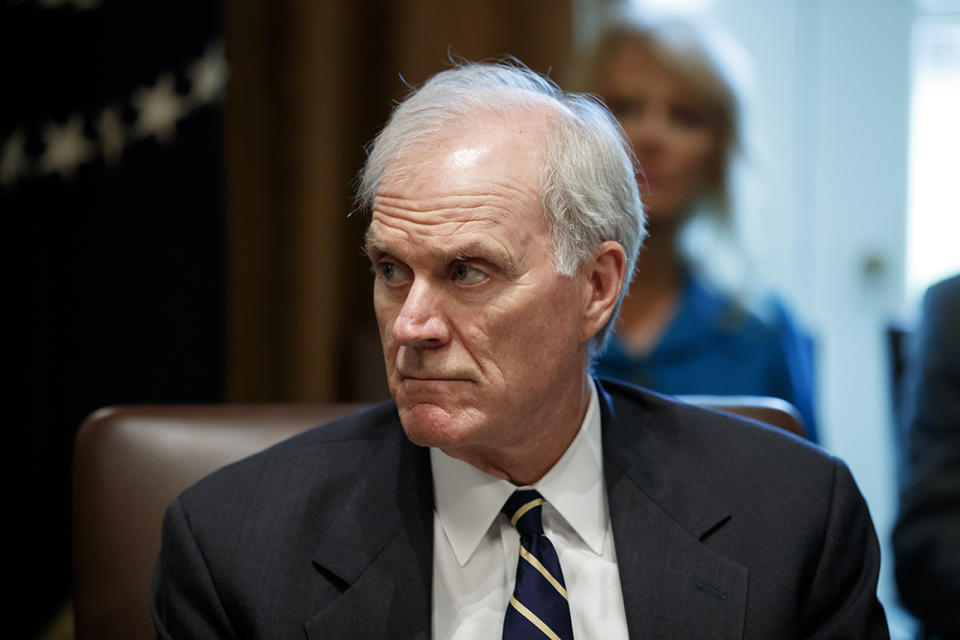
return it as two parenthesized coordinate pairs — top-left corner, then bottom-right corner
(364, 219), (523, 274)
(370, 126), (546, 215)
(363, 103), (561, 259)
(386, 100), (560, 179)
(366, 221), (507, 255)
(365, 204), (517, 248)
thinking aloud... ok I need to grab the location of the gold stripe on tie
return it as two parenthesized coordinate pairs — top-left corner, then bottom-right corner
(519, 544), (568, 599)
(509, 595), (563, 640)
(510, 497), (545, 527)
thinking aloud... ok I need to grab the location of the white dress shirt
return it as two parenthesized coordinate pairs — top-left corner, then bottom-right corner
(430, 383), (630, 639)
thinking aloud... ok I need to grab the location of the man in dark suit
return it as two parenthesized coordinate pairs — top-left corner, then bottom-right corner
(893, 273), (960, 640)
(151, 61), (889, 639)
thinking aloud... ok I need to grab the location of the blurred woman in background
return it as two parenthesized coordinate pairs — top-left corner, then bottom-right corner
(572, 11), (818, 441)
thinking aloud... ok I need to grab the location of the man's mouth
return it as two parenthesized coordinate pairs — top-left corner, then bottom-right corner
(400, 375), (468, 382)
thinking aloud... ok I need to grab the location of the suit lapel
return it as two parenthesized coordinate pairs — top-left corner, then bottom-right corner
(304, 421), (434, 640)
(600, 382), (748, 640)
(299, 384), (750, 638)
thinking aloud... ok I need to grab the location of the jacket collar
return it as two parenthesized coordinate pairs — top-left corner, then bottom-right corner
(598, 380), (748, 639)
(303, 384), (749, 639)
(305, 408), (434, 639)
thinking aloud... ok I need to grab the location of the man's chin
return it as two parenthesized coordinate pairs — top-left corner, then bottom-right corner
(398, 402), (470, 448)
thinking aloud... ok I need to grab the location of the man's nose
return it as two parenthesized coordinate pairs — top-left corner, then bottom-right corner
(392, 279), (450, 347)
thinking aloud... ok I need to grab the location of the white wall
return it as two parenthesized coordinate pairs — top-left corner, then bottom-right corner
(619, 0), (918, 634)
(708, 0), (915, 635)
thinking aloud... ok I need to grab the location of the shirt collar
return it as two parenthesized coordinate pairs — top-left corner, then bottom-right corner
(430, 381), (607, 566)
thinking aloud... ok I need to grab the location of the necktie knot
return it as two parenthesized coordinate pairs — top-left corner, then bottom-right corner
(501, 489), (545, 536)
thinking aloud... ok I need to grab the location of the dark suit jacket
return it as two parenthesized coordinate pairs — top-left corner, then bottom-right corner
(893, 274), (960, 639)
(151, 379), (889, 639)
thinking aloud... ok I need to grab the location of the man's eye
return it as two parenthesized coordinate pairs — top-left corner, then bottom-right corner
(378, 261), (408, 282)
(451, 262), (487, 285)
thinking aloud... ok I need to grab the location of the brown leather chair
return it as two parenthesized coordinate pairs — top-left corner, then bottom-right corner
(678, 394), (806, 439)
(72, 403), (364, 640)
(71, 396), (803, 640)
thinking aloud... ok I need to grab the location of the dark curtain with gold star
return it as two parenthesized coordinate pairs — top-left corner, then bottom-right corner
(2, 3), (224, 636)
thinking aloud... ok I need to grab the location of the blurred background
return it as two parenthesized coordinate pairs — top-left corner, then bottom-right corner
(3, 0), (958, 638)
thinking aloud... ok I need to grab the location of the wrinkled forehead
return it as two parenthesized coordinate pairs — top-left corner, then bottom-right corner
(378, 107), (558, 205)
(385, 92), (569, 180)
(365, 109), (558, 260)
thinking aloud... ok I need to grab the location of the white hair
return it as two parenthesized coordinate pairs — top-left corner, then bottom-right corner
(357, 60), (646, 356)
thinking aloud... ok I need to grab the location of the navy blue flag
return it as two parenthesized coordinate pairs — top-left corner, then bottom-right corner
(2, 2), (224, 635)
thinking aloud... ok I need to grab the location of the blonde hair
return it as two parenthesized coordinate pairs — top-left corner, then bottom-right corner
(569, 10), (765, 305)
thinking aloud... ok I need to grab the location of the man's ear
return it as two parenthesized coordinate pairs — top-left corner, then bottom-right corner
(579, 241), (627, 341)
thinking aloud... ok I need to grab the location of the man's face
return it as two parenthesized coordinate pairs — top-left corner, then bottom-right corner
(366, 118), (591, 462)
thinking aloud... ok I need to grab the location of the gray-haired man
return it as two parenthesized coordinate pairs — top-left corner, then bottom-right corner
(151, 61), (888, 639)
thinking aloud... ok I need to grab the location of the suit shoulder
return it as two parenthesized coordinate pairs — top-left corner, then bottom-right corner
(174, 400), (409, 513)
(599, 379), (833, 480)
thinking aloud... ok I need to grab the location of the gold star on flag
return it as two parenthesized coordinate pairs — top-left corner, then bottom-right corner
(39, 115), (94, 179)
(133, 73), (186, 143)
(189, 42), (228, 106)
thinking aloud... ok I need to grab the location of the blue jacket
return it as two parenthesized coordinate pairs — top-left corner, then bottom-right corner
(595, 275), (818, 442)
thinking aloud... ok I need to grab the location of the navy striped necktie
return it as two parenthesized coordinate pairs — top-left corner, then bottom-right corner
(501, 490), (574, 640)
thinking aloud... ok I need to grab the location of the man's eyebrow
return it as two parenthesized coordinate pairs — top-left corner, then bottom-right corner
(364, 230), (517, 274)
(452, 241), (515, 272)
(363, 229), (388, 258)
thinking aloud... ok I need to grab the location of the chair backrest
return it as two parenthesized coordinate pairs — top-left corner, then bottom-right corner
(72, 403), (365, 640)
(72, 395), (803, 640)
(678, 394), (806, 438)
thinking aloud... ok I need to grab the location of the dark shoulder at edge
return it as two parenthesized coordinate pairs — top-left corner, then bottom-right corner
(599, 378), (828, 464)
(176, 399), (401, 497)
